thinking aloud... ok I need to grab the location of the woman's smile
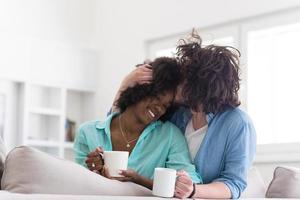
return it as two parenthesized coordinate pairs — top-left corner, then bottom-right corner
(146, 106), (160, 122)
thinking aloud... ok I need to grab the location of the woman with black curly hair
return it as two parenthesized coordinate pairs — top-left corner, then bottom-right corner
(74, 57), (202, 192)
(112, 32), (256, 199)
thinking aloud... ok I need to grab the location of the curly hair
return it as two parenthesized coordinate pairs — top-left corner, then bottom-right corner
(176, 31), (241, 114)
(116, 57), (181, 121)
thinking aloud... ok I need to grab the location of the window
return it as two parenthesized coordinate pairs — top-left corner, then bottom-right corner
(146, 8), (300, 155)
(247, 22), (300, 144)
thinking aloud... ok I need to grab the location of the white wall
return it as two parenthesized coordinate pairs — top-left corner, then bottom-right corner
(0, 0), (99, 90)
(0, 0), (100, 150)
(94, 0), (300, 184)
(0, 0), (97, 47)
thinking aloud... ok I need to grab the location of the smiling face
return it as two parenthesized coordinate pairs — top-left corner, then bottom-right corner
(131, 91), (175, 125)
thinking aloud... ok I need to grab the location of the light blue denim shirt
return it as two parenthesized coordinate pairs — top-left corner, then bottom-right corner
(74, 112), (202, 183)
(170, 106), (256, 199)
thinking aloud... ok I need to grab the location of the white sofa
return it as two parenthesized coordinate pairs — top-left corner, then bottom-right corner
(1, 145), (300, 199)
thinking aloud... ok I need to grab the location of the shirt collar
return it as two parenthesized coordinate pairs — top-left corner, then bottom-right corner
(95, 112), (162, 140)
(95, 112), (119, 137)
(184, 107), (215, 126)
(206, 113), (215, 125)
(138, 120), (162, 141)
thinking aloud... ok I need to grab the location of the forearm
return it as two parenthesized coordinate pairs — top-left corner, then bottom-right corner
(135, 176), (153, 190)
(193, 182), (231, 199)
(111, 87), (124, 112)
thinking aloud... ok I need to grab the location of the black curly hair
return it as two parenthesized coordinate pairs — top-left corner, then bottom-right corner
(176, 31), (241, 114)
(116, 57), (182, 121)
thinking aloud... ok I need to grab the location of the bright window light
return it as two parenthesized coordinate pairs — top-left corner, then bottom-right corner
(203, 36), (234, 47)
(155, 37), (234, 58)
(155, 47), (176, 58)
(247, 23), (300, 144)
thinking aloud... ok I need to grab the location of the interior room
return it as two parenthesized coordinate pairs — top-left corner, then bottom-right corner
(1, 0), (300, 199)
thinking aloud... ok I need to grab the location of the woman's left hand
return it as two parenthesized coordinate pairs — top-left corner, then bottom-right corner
(174, 170), (194, 199)
(116, 169), (153, 190)
(115, 169), (141, 183)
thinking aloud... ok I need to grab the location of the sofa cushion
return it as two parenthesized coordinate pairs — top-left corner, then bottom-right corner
(266, 166), (300, 198)
(241, 167), (266, 198)
(0, 137), (6, 189)
(1, 146), (151, 196)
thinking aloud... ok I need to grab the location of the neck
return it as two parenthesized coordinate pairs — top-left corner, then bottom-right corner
(191, 110), (208, 130)
(120, 109), (146, 137)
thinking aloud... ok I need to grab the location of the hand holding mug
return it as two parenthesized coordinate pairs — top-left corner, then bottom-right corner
(85, 147), (104, 174)
(115, 169), (141, 183)
(174, 170), (194, 199)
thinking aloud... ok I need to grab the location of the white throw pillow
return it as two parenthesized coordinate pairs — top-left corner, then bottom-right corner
(266, 166), (300, 198)
(1, 146), (151, 196)
(241, 167), (267, 198)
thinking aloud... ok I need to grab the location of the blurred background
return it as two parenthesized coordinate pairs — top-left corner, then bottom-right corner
(1, 0), (300, 186)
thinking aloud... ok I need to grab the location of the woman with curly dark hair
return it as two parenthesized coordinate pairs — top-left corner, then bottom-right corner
(113, 32), (256, 199)
(171, 33), (256, 199)
(74, 57), (202, 193)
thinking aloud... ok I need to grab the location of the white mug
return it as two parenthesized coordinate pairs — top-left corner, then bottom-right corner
(152, 168), (177, 198)
(103, 151), (129, 177)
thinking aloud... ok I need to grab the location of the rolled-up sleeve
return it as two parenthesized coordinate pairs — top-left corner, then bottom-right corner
(213, 122), (256, 199)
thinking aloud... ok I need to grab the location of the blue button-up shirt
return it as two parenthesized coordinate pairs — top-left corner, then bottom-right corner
(170, 106), (256, 199)
(74, 112), (202, 183)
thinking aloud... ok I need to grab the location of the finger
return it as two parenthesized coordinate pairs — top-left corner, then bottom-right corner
(177, 176), (193, 185)
(138, 67), (152, 73)
(140, 64), (153, 70)
(114, 177), (131, 182)
(87, 162), (103, 171)
(100, 167), (106, 177)
(174, 190), (185, 199)
(92, 156), (102, 163)
(175, 185), (186, 194)
(85, 158), (104, 167)
(176, 170), (188, 176)
(94, 164), (104, 171)
(138, 75), (152, 81)
(87, 156), (103, 165)
(95, 147), (104, 153)
(100, 167), (108, 178)
(103, 166), (112, 179)
(88, 147), (104, 157)
(85, 157), (94, 164)
(175, 187), (188, 199)
(136, 70), (152, 77)
(175, 181), (190, 193)
(176, 178), (193, 191)
(86, 158), (102, 169)
(143, 59), (152, 64)
(86, 162), (93, 168)
(87, 153), (104, 165)
(119, 170), (132, 177)
(87, 151), (99, 158)
(138, 81), (152, 85)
